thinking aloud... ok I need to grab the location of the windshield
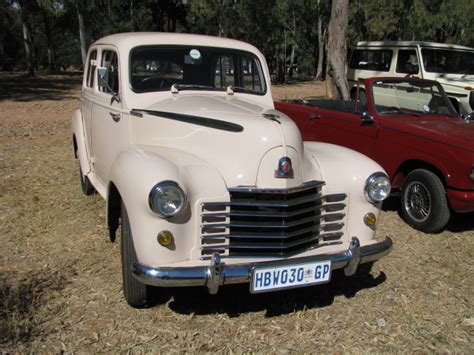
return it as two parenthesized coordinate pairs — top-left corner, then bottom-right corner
(371, 79), (457, 116)
(421, 48), (474, 75)
(130, 45), (266, 94)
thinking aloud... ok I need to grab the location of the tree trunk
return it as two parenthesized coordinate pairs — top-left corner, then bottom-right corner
(288, 46), (295, 78)
(77, 5), (87, 68)
(315, 9), (325, 80)
(217, 0), (226, 37)
(19, 1), (34, 76)
(41, 6), (56, 73)
(0, 37), (5, 71)
(326, 0), (350, 100)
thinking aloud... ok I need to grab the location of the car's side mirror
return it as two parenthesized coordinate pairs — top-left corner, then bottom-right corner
(461, 112), (473, 121)
(361, 111), (375, 126)
(98, 66), (121, 105)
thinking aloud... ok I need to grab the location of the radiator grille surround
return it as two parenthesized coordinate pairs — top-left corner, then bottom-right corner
(200, 181), (346, 257)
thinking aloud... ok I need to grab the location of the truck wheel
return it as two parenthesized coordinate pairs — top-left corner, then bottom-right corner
(401, 169), (450, 233)
(121, 202), (155, 308)
(79, 166), (95, 196)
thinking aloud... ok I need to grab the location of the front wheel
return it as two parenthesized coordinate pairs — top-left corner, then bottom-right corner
(79, 165), (95, 196)
(121, 202), (155, 308)
(400, 169), (450, 233)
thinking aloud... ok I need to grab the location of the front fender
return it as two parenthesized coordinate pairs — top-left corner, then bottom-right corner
(71, 108), (90, 176)
(108, 146), (228, 266)
(303, 141), (387, 241)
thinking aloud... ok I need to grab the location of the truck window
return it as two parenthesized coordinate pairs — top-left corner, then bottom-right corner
(99, 50), (119, 94)
(421, 48), (474, 75)
(396, 50), (419, 74)
(349, 49), (392, 71)
(86, 50), (97, 88)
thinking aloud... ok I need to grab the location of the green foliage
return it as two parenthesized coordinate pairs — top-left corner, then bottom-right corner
(1, 0), (473, 77)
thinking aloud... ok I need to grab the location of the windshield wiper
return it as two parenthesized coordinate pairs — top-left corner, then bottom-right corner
(227, 85), (256, 94)
(171, 84), (214, 93)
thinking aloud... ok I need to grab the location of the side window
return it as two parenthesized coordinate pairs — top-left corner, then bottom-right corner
(349, 49), (392, 71)
(99, 50), (119, 94)
(214, 55), (235, 88)
(86, 50), (97, 88)
(396, 49), (419, 74)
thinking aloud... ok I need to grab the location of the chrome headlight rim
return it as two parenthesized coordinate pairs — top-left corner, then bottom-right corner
(148, 180), (187, 218)
(364, 172), (391, 203)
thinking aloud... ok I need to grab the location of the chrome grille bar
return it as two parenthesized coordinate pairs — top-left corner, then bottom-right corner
(200, 181), (347, 257)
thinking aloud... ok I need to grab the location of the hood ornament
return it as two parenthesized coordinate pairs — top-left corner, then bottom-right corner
(275, 157), (293, 178)
(263, 112), (281, 124)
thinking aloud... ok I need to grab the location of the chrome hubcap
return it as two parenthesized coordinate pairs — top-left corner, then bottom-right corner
(404, 181), (431, 223)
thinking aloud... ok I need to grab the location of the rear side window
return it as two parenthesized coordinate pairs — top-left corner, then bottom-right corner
(396, 49), (419, 74)
(86, 50), (97, 88)
(349, 49), (393, 71)
(99, 50), (119, 94)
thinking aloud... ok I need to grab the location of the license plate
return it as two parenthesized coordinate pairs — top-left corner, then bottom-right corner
(250, 260), (332, 293)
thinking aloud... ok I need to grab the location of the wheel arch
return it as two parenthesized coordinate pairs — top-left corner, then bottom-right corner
(72, 134), (78, 159)
(392, 159), (447, 190)
(107, 182), (122, 243)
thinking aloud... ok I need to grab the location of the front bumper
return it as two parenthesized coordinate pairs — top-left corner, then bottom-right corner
(447, 188), (474, 213)
(132, 236), (393, 294)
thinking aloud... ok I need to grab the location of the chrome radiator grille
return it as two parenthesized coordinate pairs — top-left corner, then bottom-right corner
(200, 181), (346, 257)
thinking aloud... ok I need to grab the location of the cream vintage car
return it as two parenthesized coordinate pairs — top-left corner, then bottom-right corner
(72, 32), (393, 308)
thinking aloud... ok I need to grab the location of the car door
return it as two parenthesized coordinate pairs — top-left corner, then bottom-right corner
(91, 47), (127, 185)
(305, 105), (379, 158)
(276, 100), (379, 158)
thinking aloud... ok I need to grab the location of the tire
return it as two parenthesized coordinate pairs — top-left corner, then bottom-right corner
(400, 169), (450, 233)
(79, 166), (95, 196)
(121, 202), (155, 308)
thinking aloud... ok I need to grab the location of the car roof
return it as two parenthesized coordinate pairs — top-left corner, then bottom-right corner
(92, 32), (261, 54)
(356, 41), (473, 51)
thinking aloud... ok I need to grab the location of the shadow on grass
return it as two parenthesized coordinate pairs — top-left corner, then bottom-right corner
(446, 212), (474, 233)
(383, 196), (474, 233)
(0, 269), (70, 344)
(0, 72), (82, 102)
(164, 265), (386, 318)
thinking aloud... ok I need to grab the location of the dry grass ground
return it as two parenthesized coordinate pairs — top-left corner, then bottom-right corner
(0, 74), (473, 352)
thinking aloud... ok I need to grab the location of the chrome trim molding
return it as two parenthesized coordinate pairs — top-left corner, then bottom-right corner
(132, 236), (393, 294)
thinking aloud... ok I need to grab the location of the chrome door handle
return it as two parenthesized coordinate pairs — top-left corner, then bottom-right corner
(308, 112), (321, 120)
(109, 112), (121, 122)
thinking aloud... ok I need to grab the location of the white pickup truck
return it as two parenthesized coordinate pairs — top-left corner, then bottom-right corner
(72, 32), (392, 308)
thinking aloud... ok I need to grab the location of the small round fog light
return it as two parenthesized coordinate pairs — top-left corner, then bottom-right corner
(364, 212), (377, 226)
(157, 230), (174, 247)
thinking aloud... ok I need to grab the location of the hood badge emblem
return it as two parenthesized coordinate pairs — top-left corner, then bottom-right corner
(275, 157), (293, 178)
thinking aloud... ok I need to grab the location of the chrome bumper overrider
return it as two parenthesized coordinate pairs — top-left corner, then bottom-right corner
(132, 236), (393, 294)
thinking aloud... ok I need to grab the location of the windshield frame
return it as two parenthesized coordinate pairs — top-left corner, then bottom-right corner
(128, 45), (267, 95)
(369, 78), (458, 117)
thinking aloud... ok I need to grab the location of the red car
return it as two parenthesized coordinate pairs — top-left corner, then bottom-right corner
(276, 77), (474, 233)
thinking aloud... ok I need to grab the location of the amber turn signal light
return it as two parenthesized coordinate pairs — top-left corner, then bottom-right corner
(364, 212), (377, 226)
(157, 230), (174, 247)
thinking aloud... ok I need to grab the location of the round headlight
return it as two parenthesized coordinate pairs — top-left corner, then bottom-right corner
(148, 181), (187, 218)
(364, 172), (391, 203)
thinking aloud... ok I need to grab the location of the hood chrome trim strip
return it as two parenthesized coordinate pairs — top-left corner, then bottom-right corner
(131, 109), (244, 133)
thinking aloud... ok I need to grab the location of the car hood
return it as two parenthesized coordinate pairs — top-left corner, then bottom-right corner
(385, 117), (474, 152)
(434, 74), (474, 88)
(130, 94), (306, 189)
